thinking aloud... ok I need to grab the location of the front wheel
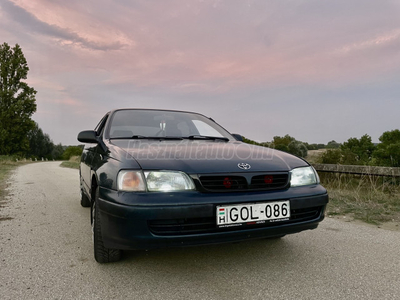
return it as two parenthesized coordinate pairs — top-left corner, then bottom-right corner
(92, 188), (122, 263)
(80, 189), (91, 207)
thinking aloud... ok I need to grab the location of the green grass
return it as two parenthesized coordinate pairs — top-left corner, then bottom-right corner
(59, 156), (80, 169)
(320, 173), (400, 225)
(60, 161), (80, 169)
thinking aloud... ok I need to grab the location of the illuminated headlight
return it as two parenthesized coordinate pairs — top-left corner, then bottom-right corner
(144, 171), (195, 192)
(290, 166), (318, 187)
(117, 171), (146, 191)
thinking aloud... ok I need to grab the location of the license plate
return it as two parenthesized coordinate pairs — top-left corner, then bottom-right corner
(216, 201), (290, 228)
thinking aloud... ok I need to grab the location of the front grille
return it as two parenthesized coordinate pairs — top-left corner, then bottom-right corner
(148, 206), (322, 236)
(250, 174), (289, 189)
(199, 173), (289, 192)
(200, 176), (247, 191)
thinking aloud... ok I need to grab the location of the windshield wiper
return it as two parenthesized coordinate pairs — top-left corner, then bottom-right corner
(185, 135), (229, 141)
(131, 135), (183, 140)
(110, 135), (183, 140)
(130, 135), (147, 139)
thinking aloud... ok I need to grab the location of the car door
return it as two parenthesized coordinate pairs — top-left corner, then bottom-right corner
(80, 114), (109, 198)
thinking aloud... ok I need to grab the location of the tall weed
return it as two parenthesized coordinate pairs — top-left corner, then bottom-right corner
(320, 173), (400, 224)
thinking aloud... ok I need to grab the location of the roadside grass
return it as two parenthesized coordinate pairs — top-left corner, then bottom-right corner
(60, 156), (80, 169)
(320, 173), (400, 225)
(0, 156), (31, 209)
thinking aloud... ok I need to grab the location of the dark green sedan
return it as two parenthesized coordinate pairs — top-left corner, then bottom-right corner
(78, 109), (328, 263)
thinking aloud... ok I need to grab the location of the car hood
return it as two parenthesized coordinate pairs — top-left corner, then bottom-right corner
(110, 140), (309, 174)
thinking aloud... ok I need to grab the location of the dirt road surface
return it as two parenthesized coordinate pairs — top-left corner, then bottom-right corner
(1, 162), (399, 299)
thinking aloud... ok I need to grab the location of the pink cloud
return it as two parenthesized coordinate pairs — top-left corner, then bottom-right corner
(9, 0), (133, 51)
(335, 29), (400, 54)
(5, 0), (400, 94)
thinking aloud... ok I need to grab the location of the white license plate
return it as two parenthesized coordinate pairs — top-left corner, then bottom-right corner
(216, 201), (290, 228)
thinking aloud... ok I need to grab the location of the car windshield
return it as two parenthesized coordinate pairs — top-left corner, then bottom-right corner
(107, 110), (234, 140)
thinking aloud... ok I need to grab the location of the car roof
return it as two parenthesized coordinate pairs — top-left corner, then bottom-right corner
(107, 108), (208, 117)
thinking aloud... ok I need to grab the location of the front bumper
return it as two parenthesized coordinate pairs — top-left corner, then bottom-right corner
(97, 186), (329, 250)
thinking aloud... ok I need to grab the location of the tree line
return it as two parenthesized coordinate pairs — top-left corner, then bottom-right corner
(26, 122), (83, 160)
(319, 131), (400, 167)
(243, 131), (400, 168)
(0, 42), (81, 160)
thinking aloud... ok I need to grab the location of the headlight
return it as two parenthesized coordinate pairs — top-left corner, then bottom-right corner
(117, 170), (146, 191)
(290, 166), (317, 187)
(144, 171), (195, 192)
(117, 170), (195, 192)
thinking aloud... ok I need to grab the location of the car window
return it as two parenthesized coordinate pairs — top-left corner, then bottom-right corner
(107, 110), (232, 139)
(95, 114), (109, 136)
(192, 120), (224, 137)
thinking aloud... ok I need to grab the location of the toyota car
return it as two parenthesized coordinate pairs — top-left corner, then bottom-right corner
(78, 109), (328, 263)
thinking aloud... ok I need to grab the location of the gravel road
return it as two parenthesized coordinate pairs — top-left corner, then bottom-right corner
(1, 162), (399, 300)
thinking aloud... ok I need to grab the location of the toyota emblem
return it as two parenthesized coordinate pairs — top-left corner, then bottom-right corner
(237, 163), (251, 170)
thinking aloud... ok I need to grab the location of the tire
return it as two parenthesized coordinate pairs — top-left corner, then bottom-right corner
(92, 187), (122, 263)
(80, 189), (91, 207)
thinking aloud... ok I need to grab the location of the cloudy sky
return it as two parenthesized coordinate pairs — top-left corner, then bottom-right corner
(1, 0), (400, 145)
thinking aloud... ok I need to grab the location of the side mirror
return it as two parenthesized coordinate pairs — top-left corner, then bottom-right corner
(77, 130), (98, 143)
(232, 134), (243, 142)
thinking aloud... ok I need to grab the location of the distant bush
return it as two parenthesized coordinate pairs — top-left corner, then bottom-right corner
(61, 146), (83, 160)
(326, 140), (340, 149)
(271, 135), (308, 158)
(373, 129), (400, 167)
(241, 137), (263, 146)
(321, 149), (342, 164)
(243, 129), (400, 167)
(340, 134), (375, 165)
(321, 135), (376, 165)
(242, 134), (308, 158)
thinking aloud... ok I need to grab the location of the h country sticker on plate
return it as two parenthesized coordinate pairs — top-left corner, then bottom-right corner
(216, 201), (290, 228)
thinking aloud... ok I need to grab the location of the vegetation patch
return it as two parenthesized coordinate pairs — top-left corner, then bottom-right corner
(0, 156), (32, 220)
(305, 149), (327, 164)
(0, 156), (26, 199)
(320, 173), (400, 227)
(60, 156), (80, 169)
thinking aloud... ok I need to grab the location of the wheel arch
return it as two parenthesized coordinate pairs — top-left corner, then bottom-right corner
(91, 172), (99, 205)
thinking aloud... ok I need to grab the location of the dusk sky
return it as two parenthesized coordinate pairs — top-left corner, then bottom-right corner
(1, 0), (400, 146)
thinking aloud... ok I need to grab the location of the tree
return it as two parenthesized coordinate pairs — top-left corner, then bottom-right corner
(26, 122), (54, 159)
(288, 141), (308, 158)
(305, 143), (317, 150)
(271, 134), (308, 158)
(340, 134), (375, 165)
(321, 149), (342, 164)
(51, 143), (65, 160)
(0, 43), (37, 155)
(373, 129), (400, 167)
(326, 140), (340, 149)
